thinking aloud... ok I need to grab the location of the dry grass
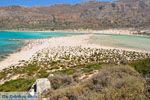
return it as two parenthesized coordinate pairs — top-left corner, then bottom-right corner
(44, 65), (147, 100)
(48, 74), (74, 90)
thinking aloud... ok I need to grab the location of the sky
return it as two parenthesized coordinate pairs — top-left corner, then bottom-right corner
(0, 0), (112, 7)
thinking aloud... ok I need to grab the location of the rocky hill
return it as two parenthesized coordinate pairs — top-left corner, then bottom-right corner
(0, 0), (149, 30)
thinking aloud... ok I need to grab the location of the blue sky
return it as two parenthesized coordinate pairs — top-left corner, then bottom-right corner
(0, 0), (112, 7)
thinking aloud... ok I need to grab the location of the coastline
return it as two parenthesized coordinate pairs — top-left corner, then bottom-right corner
(0, 34), (91, 70)
(1, 28), (150, 36)
(0, 34), (150, 71)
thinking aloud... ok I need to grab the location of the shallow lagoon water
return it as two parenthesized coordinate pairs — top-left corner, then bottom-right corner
(0, 31), (81, 60)
(90, 34), (150, 51)
(0, 32), (150, 61)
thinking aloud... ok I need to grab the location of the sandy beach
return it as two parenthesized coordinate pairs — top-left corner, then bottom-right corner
(0, 34), (91, 70)
(2, 28), (150, 35)
(0, 33), (150, 71)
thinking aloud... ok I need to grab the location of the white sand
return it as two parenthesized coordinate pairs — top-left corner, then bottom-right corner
(3, 28), (148, 35)
(0, 34), (149, 71)
(0, 35), (91, 70)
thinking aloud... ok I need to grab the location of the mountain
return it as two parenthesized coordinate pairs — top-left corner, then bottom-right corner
(0, 0), (149, 30)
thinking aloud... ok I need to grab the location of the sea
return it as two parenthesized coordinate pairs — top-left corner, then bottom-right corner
(90, 34), (150, 51)
(0, 31), (80, 61)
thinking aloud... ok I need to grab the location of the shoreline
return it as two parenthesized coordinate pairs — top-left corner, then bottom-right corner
(1, 28), (150, 36)
(0, 35), (91, 70)
(0, 34), (150, 71)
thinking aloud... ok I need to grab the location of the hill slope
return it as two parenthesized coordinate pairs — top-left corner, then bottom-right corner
(0, 0), (149, 30)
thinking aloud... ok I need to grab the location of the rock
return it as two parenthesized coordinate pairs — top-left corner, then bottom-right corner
(29, 78), (51, 95)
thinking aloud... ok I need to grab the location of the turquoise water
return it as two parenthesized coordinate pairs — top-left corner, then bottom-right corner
(90, 34), (150, 51)
(0, 31), (81, 60)
(0, 32), (150, 61)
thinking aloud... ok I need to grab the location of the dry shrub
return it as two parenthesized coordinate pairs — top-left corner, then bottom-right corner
(45, 65), (147, 100)
(48, 74), (74, 90)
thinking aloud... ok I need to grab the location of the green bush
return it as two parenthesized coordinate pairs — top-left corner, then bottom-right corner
(129, 58), (150, 75)
(0, 78), (35, 92)
(38, 69), (49, 78)
(58, 68), (76, 75)
(81, 63), (102, 73)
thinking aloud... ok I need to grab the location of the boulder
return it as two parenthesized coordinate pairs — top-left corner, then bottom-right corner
(29, 78), (51, 95)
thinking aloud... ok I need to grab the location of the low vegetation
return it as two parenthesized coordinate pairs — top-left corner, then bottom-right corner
(0, 55), (150, 99)
(81, 63), (102, 73)
(129, 58), (150, 75)
(0, 78), (35, 92)
(45, 66), (148, 100)
(48, 75), (74, 90)
(56, 68), (76, 75)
